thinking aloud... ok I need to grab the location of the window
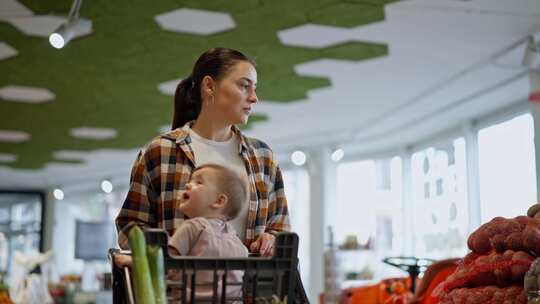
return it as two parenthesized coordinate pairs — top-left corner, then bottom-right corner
(335, 157), (403, 280)
(410, 138), (469, 259)
(282, 168), (310, 291)
(478, 113), (537, 222)
(0, 192), (44, 274)
(336, 160), (377, 246)
(335, 158), (402, 251)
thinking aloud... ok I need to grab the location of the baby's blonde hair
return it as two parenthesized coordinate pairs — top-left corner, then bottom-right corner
(192, 164), (248, 220)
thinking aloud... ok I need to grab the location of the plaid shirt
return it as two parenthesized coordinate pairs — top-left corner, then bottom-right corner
(115, 122), (290, 249)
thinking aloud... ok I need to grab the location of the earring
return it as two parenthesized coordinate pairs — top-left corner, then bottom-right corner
(205, 95), (214, 107)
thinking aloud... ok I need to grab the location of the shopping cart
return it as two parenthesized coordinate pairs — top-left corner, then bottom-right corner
(109, 228), (309, 304)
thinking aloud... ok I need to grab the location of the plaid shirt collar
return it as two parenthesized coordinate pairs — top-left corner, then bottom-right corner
(162, 121), (251, 155)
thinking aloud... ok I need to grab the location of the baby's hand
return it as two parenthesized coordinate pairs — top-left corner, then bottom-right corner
(168, 245), (181, 256)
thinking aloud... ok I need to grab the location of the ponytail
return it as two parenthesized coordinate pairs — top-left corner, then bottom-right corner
(172, 75), (201, 130)
(170, 48), (256, 130)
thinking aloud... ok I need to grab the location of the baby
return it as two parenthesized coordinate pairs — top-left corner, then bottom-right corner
(168, 164), (249, 300)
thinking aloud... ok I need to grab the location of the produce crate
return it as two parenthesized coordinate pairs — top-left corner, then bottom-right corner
(109, 229), (309, 303)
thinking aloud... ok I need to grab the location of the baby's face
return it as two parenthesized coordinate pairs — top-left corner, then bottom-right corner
(178, 168), (221, 218)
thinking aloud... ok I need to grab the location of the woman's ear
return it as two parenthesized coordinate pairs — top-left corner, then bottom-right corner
(201, 76), (215, 98)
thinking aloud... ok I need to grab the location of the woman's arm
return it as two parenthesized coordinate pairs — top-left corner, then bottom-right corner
(115, 145), (160, 249)
(250, 159), (291, 256)
(265, 163), (291, 233)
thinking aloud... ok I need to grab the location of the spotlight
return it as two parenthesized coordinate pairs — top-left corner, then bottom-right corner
(49, 0), (88, 49)
(49, 20), (77, 49)
(331, 148), (344, 162)
(291, 150), (306, 166)
(53, 188), (64, 200)
(101, 179), (113, 193)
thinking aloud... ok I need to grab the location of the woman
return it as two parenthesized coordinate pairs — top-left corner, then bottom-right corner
(115, 47), (290, 256)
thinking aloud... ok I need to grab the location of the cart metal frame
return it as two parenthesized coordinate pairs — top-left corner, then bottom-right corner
(109, 229), (309, 304)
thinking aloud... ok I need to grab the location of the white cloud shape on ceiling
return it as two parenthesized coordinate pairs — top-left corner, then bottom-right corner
(0, 130), (31, 143)
(7, 15), (93, 39)
(155, 8), (236, 35)
(53, 150), (90, 161)
(70, 127), (118, 140)
(0, 153), (17, 163)
(0, 42), (17, 61)
(278, 24), (353, 48)
(0, 0), (33, 22)
(0, 85), (55, 103)
(7, 15), (65, 37)
(157, 78), (182, 96)
(158, 124), (171, 134)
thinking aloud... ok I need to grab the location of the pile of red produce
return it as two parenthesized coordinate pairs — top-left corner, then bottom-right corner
(435, 212), (540, 304)
(467, 216), (540, 255)
(440, 286), (526, 304)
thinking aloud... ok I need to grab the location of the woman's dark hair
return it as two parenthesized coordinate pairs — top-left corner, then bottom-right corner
(172, 47), (256, 130)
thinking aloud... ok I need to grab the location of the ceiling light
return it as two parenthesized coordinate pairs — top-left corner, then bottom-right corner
(53, 188), (64, 200)
(291, 150), (306, 166)
(49, 29), (69, 49)
(331, 148), (344, 162)
(49, 0), (84, 49)
(101, 179), (113, 193)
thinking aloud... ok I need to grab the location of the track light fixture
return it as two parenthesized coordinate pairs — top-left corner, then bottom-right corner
(49, 0), (89, 49)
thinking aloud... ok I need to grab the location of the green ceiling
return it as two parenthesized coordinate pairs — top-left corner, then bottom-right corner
(0, 0), (393, 169)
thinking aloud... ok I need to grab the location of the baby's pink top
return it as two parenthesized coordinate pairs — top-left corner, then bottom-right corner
(168, 217), (248, 300)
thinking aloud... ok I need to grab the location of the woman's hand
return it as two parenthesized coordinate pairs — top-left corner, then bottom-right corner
(114, 254), (132, 268)
(249, 233), (275, 257)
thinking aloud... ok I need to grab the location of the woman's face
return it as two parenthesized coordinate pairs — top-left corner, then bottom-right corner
(213, 61), (258, 125)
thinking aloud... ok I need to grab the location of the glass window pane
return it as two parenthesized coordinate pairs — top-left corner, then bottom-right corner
(0, 193), (43, 274)
(478, 113), (537, 222)
(336, 160), (377, 245)
(411, 138), (469, 259)
(282, 168), (310, 291)
(335, 157), (403, 280)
